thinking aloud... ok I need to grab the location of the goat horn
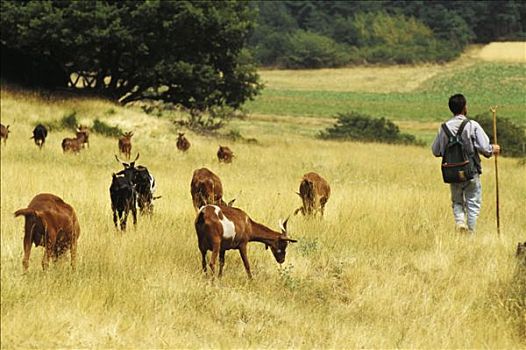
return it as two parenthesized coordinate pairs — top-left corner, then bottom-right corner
(115, 154), (123, 163)
(133, 153), (140, 162)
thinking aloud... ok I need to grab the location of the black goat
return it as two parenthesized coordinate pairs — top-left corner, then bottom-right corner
(31, 124), (48, 149)
(109, 173), (137, 231)
(115, 153), (159, 215)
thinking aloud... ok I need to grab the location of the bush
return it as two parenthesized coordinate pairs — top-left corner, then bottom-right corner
(348, 12), (458, 64)
(280, 30), (350, 69)
(472, 113), (526, 158)
(320, 112), (421, 145)
(92, 119), (123, 138)
(41, 111), (78, 131)
(173, 106), (241, 134)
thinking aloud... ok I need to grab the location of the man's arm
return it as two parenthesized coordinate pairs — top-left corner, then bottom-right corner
(472, 122), (499, 158)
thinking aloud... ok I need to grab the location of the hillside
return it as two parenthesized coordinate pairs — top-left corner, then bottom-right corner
(1, 72), (525, 347)
(245, 43), (526, 142)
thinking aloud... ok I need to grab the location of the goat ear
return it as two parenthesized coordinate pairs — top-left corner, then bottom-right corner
(295, 192), (301, 197)
(280, 237), (298, 243)
(227, 199), (236, 207)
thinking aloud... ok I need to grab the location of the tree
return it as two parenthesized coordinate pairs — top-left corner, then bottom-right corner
(0, 1), (262, 110)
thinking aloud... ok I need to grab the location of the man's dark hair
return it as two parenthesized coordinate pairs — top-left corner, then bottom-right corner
(449, 94), (467, 115)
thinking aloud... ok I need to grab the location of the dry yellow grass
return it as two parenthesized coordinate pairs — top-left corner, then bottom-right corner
(258, 65), (446, 93)
(1, 86), (525, 348)
(258, 42), (526, 93)
(477, 42), (526, 63)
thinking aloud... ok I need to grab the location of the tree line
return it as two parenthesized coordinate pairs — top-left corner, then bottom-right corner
(0, 1), (261, 111)
(1, 0), (524, 110)
(249, 0), (526, 67)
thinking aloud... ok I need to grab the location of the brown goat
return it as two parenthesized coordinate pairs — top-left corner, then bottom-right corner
(76, 125), (90, 148)
(14, 193), (80, 271)
(190, 168), (227, 211)
(195, 205), (297, 278)
(176, 132), (191, 152)
(217, 145), (234, 163)
(118, 131), (134, 159)
(1, 123), (10, 145)
(294, 172), (331, 217)
(62, 132), (87, 153)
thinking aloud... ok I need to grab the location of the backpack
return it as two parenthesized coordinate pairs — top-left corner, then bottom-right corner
(441, 119), (478, 183)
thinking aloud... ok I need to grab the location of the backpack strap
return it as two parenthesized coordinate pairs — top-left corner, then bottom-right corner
(456, 119), (469, 137)
(441, 123), (453, 138)
(442, 119), (469, 140)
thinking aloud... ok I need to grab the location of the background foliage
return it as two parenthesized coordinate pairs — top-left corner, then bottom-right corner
(249, 0), (526, 67)
(473, 113), (526, 158)
(0, 0), (261, 110)
(320, 112), (421, 145)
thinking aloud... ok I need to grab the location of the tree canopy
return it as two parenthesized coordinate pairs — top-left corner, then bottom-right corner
(249, 0), (526, 67)
(0, 1), (261, 109)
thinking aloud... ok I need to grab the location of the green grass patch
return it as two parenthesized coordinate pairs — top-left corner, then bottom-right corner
(40, 111), (79, 131)
(246, 63), (526, 125)
(92, 119), (123, 138)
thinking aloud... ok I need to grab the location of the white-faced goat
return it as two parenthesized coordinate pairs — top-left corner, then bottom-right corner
(195, 205), (297, 278)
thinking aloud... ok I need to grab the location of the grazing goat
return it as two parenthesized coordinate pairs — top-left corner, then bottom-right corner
(195, 205), (297, 278)
(31, 124), (48, 149)
(76, 125), (90, 148)
(217, 145), (234, 163)
(62, 131), (87, 153)
(118, 131), (134, 159)
(177, 132), (191, 152)
(115, 153), (159, 215)
(294, 172), (331, 217)
(14, 193), (80, 271)
(190, 168), (228, 211)
(110, 173), (137, 231)
(1, 123), (10, 145)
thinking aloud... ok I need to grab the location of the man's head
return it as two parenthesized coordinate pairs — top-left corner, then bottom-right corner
(449, 94), (467, 116)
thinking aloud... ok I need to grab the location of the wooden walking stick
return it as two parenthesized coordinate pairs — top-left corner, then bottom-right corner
(489, 106), (500, 235)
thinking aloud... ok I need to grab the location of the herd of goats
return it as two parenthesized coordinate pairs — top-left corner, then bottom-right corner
(0, 122), (339, 278)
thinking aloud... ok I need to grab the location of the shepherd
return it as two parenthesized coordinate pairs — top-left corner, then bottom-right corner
(431, 94), (500, 233)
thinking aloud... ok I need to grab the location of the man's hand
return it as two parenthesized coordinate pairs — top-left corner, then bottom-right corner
(492, 144), (501, 155)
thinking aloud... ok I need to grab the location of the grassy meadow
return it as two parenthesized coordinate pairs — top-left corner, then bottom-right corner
(246, 43), (526, 143)
(1, 44), (526, 348)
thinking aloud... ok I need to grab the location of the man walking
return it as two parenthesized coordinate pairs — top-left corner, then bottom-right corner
(432, 94), (500, 233)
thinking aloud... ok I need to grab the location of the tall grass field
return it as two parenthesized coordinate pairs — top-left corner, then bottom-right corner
(1, 43), (525, 348)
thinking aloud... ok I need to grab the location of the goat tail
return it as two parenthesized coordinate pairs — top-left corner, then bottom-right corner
(14, 208), (36, 218)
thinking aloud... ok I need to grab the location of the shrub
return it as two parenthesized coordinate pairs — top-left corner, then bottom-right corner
(348, 12), (458, 64)
(280, 30), (350, 69)
(173, 106), (240, 134)
(41, 111), (78, 131)
(320, 112), (421, 145)
(224, 129), (258, 144)
(92, 119), (123, 138)
(472, 113), (526, 158)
